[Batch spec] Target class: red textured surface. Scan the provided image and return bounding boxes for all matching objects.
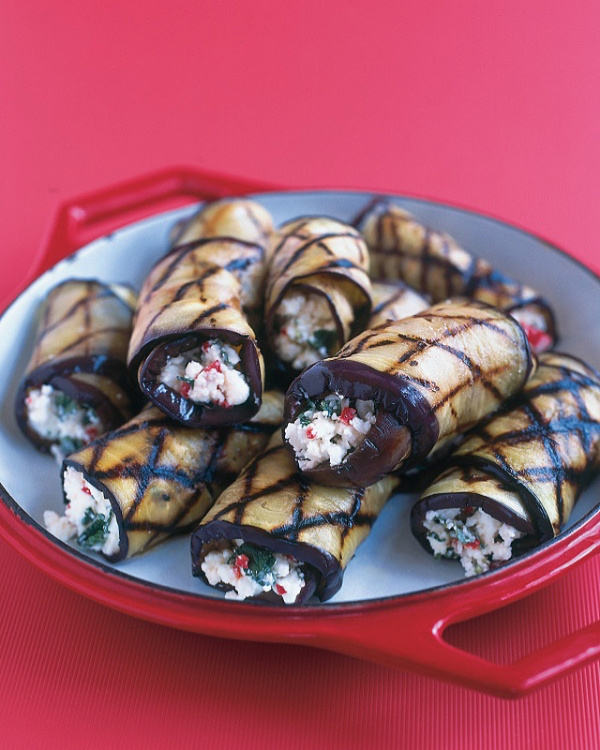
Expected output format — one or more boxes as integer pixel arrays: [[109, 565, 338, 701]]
[[1, 1, 600, 747]]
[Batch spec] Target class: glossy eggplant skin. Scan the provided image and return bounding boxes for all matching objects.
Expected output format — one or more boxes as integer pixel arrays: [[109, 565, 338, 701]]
[[191, 435, 399, 603], [283, 299, 534, 488], [411, 352, 600, 551], [63, 392, 284, 561], [15, 279, 137, 452], [355, 198, 557, 352], [264, 216, 372, 380], [128, 259, 265, 428]]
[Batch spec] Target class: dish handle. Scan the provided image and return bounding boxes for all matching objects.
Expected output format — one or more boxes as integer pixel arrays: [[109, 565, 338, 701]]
[[307, 522, 600, 697], [34, 165, 279, 277]]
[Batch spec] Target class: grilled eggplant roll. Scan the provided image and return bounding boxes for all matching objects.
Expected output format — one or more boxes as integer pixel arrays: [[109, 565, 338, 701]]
[[128, 260, 265, 427], [264, 217, 372, 377], [169, 197, 274, 252], [411, 352, 600, 576], [283, 298, 534, 488], [191, 435, 399, 604], [368, 280, 429, 327], [167, 199, 274, 329], [15, 279, 136, 462], [43, 392, 285, 561], [355, 198, 557, 353]]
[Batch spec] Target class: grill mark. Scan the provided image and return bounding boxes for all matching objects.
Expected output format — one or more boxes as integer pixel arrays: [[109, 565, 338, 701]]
[[49, 326, 130, 358], [41, 288, 127, 340], [276, 231, 364, 277]]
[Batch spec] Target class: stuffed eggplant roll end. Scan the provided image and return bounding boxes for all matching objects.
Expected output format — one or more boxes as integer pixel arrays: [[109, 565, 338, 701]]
[[411, 352, 600, 576], [283, 298, 533, 488], [191, 437, 398, 604], [15, 279, 137, 462]]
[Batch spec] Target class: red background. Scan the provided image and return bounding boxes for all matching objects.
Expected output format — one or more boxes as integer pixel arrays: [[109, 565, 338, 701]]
[[2, 1, 600, 747]]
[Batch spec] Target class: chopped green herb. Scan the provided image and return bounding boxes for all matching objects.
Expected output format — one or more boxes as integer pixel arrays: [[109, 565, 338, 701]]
[[177, 375, 195, 385], [231, 542, 276, 586], [77, 510, 113, 548], [310, 329, 338, 354], [321, 396, 342, 418], [54, 392, 79, 418]]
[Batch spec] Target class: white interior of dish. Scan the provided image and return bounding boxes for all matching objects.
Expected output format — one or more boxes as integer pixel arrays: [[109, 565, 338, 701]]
[[1, 190, 599, 605]]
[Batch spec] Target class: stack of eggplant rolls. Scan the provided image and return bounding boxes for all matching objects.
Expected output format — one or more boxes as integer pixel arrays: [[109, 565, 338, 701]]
[[16, 194, 599, 606]]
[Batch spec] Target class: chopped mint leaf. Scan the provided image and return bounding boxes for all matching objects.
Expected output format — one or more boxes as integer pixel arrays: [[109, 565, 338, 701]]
[[310, 329, 338, 354], [77, 510, 113, 548], [233, 542, 276, 586], [54, 392, 79, 418], [321, 396, 342, 418], [177, 375, 195, 385]]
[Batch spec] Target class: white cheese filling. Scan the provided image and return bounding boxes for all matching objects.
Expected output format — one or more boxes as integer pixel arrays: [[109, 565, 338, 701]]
[[284, 393, 376, 470], [423, 507, 524, 577], [201, 539, 305, 604], [273, 290, 340, 370], [43, 466, 120, 557], [160, 340, 250, 407], [25, 384, 102, 463]]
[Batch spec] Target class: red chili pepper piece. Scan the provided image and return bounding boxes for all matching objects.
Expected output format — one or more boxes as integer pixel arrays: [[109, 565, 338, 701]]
[[520, 322, 553, 354], [180, 382, 191, 398], [306, 426, 316, 439], [235, 554, 249, 570], [339, 407, 356, 425], [465, 540, 481, 549], [81, 484, 92, 496], [275, 584, 287, 596], [205, 360, 222, 373]]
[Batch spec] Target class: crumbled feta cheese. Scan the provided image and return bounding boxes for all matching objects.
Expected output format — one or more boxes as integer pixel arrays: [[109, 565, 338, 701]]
[[201, 539, 305, 604], [423, 507, 524, 576], [44, 466, 120, 557], [160, 339, 250, 407], [284, 393, 376, 470], [273, 290, 343, 370], [25, 384, 102, 463]]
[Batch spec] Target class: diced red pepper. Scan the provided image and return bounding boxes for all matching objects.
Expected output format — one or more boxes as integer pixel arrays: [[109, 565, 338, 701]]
[[339, 407, 356, 425], [232, 565, 242, 579], [85, 426, 99, 439], [202, 341, 211, 352], [205, 360, 222, 373], [306, 426, 316, 439], [81, 484, 92, 496], [235, 554, 249, 570], [180, 382, 191, 398], [519, 322, 553, 354], [465, 540, 481, 549], [275, 584, 287, 596]]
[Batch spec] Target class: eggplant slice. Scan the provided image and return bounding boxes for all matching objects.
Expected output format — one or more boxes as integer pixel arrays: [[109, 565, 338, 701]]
[[355, 198, 557, 353], [368, 279, 429, 327], [264, 216, 372, 380], [168, 198, 275, 329], [15, 279, 137, 461], [411, 352, 600, 576], [283, 298, 534, 488], [191, 435, 399, 604], [128, 259, 265, 427], [44, 392, 284, 561]]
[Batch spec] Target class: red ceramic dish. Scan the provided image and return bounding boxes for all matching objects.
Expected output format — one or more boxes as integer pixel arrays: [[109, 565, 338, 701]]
[[1, 166, 599, 698]]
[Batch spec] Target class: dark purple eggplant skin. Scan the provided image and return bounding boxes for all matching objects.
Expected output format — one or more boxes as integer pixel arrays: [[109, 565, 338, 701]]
[[15, 355, 131, 454], [410, 488, 541, 560], [134, 331, 263, 428], [282, 358, 439, 487], [191, 520, 340, 604]]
